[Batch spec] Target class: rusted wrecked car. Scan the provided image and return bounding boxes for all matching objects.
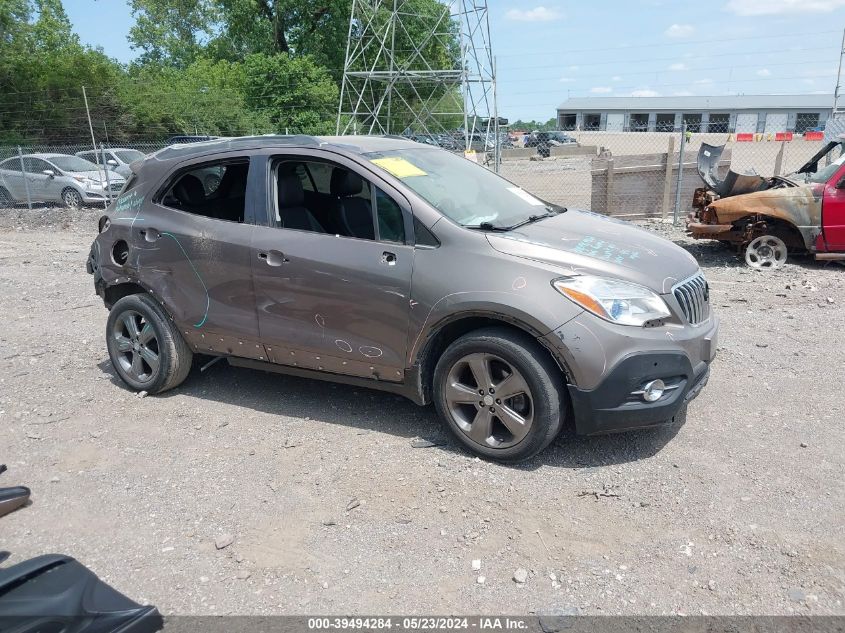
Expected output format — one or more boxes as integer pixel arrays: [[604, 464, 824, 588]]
[[688, 140, 845, 268]]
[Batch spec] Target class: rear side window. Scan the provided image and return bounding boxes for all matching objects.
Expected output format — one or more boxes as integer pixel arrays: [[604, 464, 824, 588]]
[[0, 158, 23, 172], [160, 158, 249, 223]]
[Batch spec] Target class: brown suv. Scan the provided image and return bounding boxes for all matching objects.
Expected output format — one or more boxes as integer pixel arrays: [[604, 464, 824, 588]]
[[87, 135, 718, 461]]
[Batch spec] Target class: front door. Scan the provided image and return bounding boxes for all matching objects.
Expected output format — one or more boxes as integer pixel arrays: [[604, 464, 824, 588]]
[[252, 154, 414, 382], [822, 162, 845, 251], [26, 158, 63, 202]]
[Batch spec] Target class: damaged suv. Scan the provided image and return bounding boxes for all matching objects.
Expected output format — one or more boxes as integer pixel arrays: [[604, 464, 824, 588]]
[[689, 140, 845, 268], [87, 136, 717, 461]]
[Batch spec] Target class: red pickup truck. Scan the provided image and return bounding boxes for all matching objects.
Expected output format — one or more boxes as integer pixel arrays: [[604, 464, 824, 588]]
[[688, 140, 845, 268]]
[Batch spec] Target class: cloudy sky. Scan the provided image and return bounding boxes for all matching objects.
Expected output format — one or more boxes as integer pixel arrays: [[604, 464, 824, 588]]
[[64, 0, 845, 121]]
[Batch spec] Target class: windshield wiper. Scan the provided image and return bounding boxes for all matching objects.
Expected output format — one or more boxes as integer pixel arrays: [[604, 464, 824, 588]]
[[504, 209, 561, 230], [464, 221, 510, 232]]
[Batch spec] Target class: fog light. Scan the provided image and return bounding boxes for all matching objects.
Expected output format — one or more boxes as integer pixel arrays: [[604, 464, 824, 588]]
[[642, 379, 665, 402]]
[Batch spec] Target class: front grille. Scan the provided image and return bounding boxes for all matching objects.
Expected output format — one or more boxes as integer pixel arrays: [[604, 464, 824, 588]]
[[673, 273, 710, 325], [109, 182, 124, 192]]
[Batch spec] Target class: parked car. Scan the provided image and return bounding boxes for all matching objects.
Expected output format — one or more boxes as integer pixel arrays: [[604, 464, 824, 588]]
[[688, 140, 845, 268], [525, 131, 578, 157], [87, 135, 717, 462], [76, 148, 147, 179], [0, 153, 126, 208]]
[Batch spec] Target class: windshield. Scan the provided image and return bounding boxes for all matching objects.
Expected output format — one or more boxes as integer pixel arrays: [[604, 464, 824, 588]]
[[49, 156, 99, 173], [807, 151, 845, 184], [365, 148, 559, 228], [115, 150, 145, 163]]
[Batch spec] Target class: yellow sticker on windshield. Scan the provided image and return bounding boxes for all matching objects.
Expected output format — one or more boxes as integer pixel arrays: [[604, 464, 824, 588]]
[[371, 157, 427, 178]]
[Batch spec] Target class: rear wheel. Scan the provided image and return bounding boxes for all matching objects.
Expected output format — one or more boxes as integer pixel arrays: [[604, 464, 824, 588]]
[[61, 187, 83, 209], [106, 293, 193, 394], [433, 327, 565, 462], [745, 235, 788, 269]]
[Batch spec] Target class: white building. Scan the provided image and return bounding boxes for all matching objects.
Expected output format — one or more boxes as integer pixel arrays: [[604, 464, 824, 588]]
[[555, 94, 834, 134]]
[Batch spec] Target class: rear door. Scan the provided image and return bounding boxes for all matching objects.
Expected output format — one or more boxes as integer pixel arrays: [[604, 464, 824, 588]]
[[251, 150, 414, 381], [128, 153, 263, 356], [0, 157, 26, 200], [822, 162, 845, 250]]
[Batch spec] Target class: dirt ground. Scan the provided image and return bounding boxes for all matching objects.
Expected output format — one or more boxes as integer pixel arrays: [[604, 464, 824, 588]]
[[1, 206, 843, 617]]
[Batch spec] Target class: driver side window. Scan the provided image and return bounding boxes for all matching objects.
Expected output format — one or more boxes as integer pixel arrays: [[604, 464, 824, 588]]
[[274, 158, 406, 244]]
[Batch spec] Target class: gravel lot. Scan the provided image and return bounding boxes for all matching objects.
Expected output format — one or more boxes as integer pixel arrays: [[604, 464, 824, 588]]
[[1, 205, 843, 617]]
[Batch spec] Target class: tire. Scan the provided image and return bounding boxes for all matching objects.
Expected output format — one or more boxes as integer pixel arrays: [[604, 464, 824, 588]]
[[0, 187, 14, 207], [744, 234, 788, 269], [106, 293, 193, 394], [62, 187, 83, 209], [433, 326, 565, 462]]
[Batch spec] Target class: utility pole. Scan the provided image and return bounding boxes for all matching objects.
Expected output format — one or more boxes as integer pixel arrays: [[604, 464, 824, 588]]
[[673, 122, 687, 226], [834, 27, 845, 114], [82, 86, 98, 166]]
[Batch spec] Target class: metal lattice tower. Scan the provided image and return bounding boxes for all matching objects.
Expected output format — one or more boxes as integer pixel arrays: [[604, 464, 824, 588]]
[[337, 0, 497, 156]]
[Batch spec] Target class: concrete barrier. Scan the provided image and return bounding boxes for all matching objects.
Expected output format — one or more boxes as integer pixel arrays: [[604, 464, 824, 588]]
[[501, 147, 536, 160], [549, 144, 597, 157]]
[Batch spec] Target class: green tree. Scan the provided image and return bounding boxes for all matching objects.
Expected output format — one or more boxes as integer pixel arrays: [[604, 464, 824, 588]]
[[118, 57, 272, 139], [129, 0, 353, 71], [0, 0, 124, 144], [242, 52, 338, 133]]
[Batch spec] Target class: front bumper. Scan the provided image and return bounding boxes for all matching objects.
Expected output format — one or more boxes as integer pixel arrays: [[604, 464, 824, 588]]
[[567, 351, 711, 435], [81, 189, 119, 203], [543, 311, 718, 435]]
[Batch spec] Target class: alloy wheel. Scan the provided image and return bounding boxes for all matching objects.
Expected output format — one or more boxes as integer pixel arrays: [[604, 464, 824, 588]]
[[63, 189, 83, 209], [112, 310, 160, 383], [444, 352, 534, 449], [745, 235, 787, 269]]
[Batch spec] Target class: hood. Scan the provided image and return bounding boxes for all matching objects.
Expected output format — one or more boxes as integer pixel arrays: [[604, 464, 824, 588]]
[[486, 209, 700, 294], [697, 143, 769, 198], [709, 185, 822, 228]]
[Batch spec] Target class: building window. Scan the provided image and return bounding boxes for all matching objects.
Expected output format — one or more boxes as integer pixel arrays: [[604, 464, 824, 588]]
[[655, 113, 675, 132], [708, 113, 730, 133], [795, 112, 820, 134], [629, 113, 649, 132], [559, 113, 576, 130], [583, 113, 601, 131], [682, 113, 702, 133]]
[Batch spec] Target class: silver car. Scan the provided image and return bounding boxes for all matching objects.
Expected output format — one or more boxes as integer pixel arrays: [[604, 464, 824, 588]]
[[0, 153, 126, 208], [75, 148, 146, 179]]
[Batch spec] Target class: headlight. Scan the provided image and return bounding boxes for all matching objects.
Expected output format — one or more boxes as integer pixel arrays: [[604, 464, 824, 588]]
[[72, 176, 97, 187], [552, 275, 671, 326]]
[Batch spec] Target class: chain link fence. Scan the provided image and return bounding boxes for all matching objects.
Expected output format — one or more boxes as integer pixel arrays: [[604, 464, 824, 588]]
[[0, 130, 828, 220], [499, 129, 827, 222]]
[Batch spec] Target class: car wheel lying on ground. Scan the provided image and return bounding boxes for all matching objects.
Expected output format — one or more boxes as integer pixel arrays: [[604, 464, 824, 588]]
[[87, 135, 718, 461]]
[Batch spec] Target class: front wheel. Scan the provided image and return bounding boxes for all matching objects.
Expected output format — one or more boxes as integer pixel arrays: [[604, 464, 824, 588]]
[[433, 327, 565, 462], [62, 187, 83, 209], [106, 293, 193, 394]]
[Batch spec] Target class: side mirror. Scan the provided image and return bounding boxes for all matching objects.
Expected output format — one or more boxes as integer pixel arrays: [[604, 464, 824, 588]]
[[43, 170, 55, 178], [107, 159, 118, 167]]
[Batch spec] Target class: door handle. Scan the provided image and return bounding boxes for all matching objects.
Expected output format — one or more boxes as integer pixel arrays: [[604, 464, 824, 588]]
[[258, 250, 289, 266], [381, 251, 397, 266]]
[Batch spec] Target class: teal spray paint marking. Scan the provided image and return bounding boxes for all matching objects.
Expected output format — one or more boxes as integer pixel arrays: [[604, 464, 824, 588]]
[[160, 231, 210, 328]]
